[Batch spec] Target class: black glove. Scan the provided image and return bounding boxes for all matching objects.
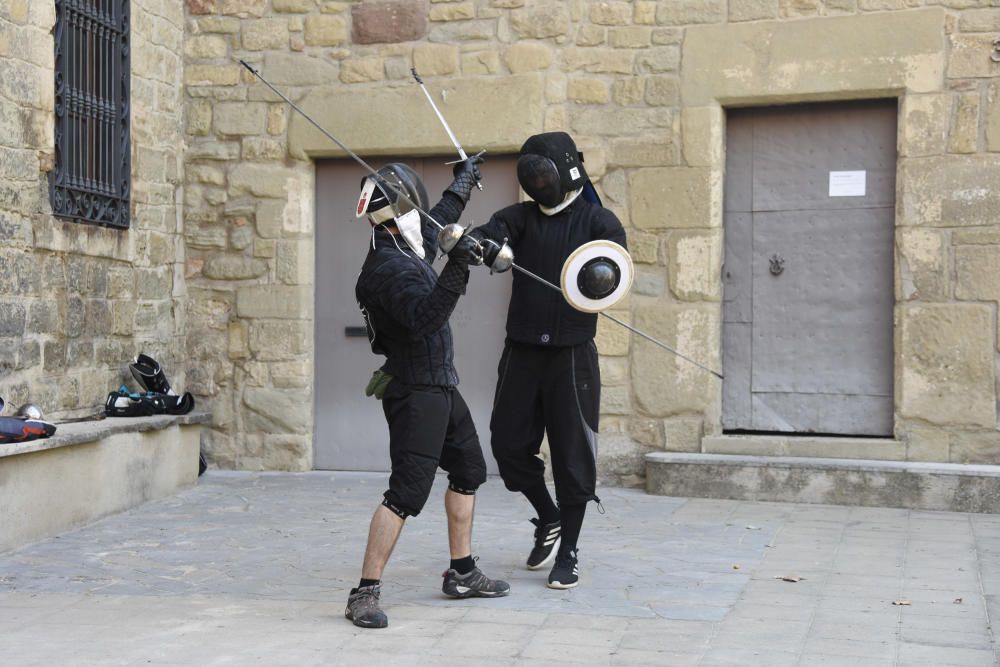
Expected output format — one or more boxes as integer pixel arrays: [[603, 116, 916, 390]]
[[445, 155, 484, 204], [446, 233, 483, 268], [480, 237, 502, 268]]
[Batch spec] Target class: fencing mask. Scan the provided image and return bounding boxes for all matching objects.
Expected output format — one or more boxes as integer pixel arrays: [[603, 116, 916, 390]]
[[517, 132, 589, 211], [356, 163, 430, 259]]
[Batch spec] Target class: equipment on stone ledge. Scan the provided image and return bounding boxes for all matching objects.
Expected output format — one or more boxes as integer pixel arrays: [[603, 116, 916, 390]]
[[0, 397, 57, 444], [15, 403, 44, 421], [238, 59, 722, 380], [105, 354, 195, 417], [129, 353, 195, 415], [105, 386, 171, 417]]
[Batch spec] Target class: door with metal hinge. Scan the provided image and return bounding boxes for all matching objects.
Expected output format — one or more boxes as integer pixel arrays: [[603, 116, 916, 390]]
[[314, 157, 516, 471], [722, 101, 896, 436]]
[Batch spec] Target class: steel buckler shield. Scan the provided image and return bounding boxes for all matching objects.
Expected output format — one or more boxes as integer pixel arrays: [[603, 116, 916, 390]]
[[560, 240, 634, 313]]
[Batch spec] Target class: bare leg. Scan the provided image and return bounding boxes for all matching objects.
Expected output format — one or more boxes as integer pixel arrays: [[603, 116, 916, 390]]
[[360, 505, 405, 580], [445, 489, 475, 559]]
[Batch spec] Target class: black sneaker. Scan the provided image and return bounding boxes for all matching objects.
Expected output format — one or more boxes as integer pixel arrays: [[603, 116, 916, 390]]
[[442, 563, 511, 599], [526, 518, 561, 570], [345, 584, 388, 628], [547, 550, 579, 589]]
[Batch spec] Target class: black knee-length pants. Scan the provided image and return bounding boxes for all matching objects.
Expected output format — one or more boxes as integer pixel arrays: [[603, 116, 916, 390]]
[[381, 382, 487, 517], [490, 341, 600, 506]]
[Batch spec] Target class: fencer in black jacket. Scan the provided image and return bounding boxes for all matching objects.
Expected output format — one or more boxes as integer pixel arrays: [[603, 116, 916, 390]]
[[471, 132, 627, 591], [356, 188, 469, 387], [345, 159, 510, 631]]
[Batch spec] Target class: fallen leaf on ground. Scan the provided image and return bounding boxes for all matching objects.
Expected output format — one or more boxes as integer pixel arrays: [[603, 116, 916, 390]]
[[954, 598, 963, 604], [892, 600, 911, 606], [774, 575, 805, 582]]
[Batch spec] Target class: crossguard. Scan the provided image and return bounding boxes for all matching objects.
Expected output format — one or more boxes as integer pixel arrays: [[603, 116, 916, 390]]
[[444, 150, 486, 191], [480, 237, 513, 274]]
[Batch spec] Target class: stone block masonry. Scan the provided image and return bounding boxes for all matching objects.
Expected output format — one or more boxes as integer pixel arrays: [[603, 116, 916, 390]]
[[0, 1, 187, 421], [179, 0, 1000, 479]]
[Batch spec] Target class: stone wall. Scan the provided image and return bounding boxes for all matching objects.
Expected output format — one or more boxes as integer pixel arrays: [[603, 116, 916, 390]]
[[182, 0, 1000, 480], [0, 2, 187, 419]]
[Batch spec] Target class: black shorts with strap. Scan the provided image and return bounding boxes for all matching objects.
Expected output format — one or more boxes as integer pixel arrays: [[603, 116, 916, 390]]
[[381, 381, 487, 518]]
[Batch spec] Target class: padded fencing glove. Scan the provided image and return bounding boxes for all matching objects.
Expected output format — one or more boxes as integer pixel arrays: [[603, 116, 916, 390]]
[[445, 155, 484, 204], [447, 233, 484, 269], [437, 234, 482, 295]]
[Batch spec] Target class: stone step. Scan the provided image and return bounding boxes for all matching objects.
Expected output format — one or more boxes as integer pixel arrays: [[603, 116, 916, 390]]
[[645, 452, 1000, 513], [701, 434, 906, 461]]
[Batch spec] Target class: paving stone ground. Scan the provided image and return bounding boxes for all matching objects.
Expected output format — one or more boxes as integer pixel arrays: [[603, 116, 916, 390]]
[[0, 471, 998, 666]]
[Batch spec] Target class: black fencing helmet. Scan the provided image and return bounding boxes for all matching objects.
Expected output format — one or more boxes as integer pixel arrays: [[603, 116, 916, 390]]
[[356, 163, 429, 225], [517, 132, 588, 207]]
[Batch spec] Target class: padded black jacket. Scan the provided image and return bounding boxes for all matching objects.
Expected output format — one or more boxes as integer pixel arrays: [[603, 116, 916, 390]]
[[473, 197, 627, 347], [355, 192, 469, 387]]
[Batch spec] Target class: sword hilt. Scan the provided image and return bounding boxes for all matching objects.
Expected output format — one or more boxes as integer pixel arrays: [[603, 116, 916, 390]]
[[238, 59, 259, 77]]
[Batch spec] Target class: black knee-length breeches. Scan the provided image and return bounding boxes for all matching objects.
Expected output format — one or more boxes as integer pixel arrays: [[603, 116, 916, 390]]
[[490, 341, 600, 506], [381, 382, 487, 518]]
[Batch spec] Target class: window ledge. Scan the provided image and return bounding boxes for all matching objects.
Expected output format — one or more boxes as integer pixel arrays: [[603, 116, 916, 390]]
[[0, 412, 211, 459]]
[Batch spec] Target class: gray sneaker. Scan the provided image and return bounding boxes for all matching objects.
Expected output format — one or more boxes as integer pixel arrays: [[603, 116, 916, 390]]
[[345, 584, 388, 628], [442, 564, 511, 599]]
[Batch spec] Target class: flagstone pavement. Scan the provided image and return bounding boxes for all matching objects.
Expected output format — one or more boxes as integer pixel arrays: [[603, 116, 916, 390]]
[[1, 471, 998, 666]]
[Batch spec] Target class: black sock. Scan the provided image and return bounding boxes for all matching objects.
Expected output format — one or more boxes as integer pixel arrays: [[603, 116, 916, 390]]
[[522, 481, 560, 524], [558, 503, 586, 556], [358, 578, 380, 589], [450, 555, 475, 575]]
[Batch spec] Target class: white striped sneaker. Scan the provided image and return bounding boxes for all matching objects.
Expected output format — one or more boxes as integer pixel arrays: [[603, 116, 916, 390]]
[[547, 550, 579, 589], [527, 518, 561, 570]]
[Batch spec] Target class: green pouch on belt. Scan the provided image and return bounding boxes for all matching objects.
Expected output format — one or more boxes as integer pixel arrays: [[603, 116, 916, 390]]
[[364, 369, 393, 400]]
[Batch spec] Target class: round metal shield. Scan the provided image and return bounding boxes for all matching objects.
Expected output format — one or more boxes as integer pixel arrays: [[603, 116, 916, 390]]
[[560, 240, 633, 313]]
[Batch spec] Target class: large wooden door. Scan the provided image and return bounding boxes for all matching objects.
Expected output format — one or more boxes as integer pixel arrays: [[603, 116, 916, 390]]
[[722, 101, 897, 436], [313, 157, 516, 471]]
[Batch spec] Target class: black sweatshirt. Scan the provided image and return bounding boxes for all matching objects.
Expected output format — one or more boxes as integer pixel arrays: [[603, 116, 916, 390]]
[[472, 197, 627, 347], [355, 192, 469, 387]]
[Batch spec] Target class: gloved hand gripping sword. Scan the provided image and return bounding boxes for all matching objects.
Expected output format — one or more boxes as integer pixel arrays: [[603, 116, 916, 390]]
[[239, 59, 722, 380], [411, 67, 497, 267]]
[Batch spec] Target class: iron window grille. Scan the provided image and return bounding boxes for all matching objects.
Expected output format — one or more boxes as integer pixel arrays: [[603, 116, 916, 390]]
[[52, 0, 131, 229]]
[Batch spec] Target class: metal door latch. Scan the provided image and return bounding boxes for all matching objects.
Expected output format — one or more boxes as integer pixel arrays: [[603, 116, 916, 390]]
[[769, 254, 785, 276]]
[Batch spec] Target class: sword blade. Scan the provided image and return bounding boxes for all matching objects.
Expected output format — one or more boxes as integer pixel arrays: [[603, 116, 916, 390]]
[[415, 78, 467, 160], [239, 59, 447, 231], [241, 59, 721, 379], [510, 264, 724, 379], [411, 68, 482, 190]]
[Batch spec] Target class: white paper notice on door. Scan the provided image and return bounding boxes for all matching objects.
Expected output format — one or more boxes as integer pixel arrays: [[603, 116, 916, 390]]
[[828, 170, 866, 197]]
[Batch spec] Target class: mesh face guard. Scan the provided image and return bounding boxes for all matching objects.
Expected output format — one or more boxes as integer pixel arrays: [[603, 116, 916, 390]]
[[518, 132, 588, 202], [517, 153, 563, 207], [356, 163, 429, 226]]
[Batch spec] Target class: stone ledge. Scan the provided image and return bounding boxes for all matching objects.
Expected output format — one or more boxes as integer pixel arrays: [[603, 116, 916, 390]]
[[701, 435, 905, 461], [646, 452, 1000, 513], [0, 412, 211, 459], [1, 414, 207, 553]]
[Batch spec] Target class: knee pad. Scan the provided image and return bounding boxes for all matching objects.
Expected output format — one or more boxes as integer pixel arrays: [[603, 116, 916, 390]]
[[447, 481, 477, 496], [381, 496, 413, 520]]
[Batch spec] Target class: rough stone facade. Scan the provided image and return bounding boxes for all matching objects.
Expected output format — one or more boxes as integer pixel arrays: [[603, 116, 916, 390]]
[[180, 0, 1000, 480], [5, 0, 990, 481], [0, 2, 187, 419]]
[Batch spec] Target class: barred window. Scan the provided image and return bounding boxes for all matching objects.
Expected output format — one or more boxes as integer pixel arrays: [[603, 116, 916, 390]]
[[52, 0, 131, 229]]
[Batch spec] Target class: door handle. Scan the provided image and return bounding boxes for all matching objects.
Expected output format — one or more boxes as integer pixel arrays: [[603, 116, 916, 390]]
[[344, 326, 368, 338], [769, 254, 785, 276]]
